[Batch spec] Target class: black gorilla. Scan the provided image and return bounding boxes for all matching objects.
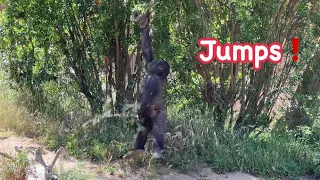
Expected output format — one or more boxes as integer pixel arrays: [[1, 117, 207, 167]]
[[123, 15, 170, 159]]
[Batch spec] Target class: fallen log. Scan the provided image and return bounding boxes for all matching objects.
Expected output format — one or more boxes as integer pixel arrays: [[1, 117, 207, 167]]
[[0, 146, 64, 180]]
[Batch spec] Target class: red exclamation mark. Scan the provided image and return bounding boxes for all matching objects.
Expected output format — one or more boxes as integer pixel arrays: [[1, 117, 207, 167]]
[[292, 37, 299, 62]]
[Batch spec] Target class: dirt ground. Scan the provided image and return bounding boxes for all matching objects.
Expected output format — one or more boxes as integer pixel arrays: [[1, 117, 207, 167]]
[[0, 134, 316, 180]]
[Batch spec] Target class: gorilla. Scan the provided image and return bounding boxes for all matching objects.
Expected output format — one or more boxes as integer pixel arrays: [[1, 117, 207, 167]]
[[123, 15, 170, 159]]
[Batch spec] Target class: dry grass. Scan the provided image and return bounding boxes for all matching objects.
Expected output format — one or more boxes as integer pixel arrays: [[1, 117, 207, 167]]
[[0, 80, 60, 138], [1, 94, 30, 132], [0, 150, 29, 180], [0, 87, 40, 137]]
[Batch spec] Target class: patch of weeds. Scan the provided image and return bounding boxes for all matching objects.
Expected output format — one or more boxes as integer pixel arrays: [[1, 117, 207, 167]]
[[0, 131, 15, 139], [0, 149, 29, 180], [47, 134, 63, 150], [65, 133, 81, 156], [90, 140, 107, 161], [102, 140, 130, 161], [95, 165, 106, 175], [107, 166, 117, 175], [59, 163, 90, 180], [163, 108, 320, 179]]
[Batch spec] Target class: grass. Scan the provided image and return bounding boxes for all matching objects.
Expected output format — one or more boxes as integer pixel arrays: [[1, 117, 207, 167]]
[[165, 108, 320, 178], [59, 163, 91, 180], [0, 149, 29, 180], [0, 86, 35, 135], [0, 81, 53, 138], [0, 74, 319, 179], [42, 107, 319, 179], [0, 131, 16, 139], [0, 72, 61, 139]]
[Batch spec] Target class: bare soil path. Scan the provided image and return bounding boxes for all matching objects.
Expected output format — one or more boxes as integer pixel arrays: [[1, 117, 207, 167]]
[[0, 134, 315, 180]]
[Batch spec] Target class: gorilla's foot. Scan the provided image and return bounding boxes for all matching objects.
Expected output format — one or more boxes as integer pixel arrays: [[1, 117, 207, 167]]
[[123, 150, 145, 159]]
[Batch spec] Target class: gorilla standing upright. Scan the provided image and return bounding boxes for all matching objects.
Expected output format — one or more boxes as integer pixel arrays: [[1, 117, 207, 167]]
[[123, 15, 170, 159]]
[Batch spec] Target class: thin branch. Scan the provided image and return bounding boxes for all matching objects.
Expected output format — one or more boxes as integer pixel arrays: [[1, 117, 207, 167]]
[[0, 152, 15, 161], [35, 148, 48, 168], [50, 147, 63, 168]]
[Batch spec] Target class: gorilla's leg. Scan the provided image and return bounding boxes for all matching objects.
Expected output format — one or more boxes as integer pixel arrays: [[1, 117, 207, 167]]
[[151, 111, 166, 158], [134, 125, 151, 150], [123, 117, 153, 159]]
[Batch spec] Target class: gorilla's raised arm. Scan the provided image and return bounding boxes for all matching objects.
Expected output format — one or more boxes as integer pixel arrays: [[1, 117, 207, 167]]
[[138, 15, 154, 64]]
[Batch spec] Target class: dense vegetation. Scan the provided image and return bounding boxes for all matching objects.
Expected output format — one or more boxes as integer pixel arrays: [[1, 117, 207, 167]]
[[0, 0, 319, 179]]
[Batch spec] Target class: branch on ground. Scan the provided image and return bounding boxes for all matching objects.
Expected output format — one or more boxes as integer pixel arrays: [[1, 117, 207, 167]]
[[35, 147, 64, 180], [1, 146, 64, 180]]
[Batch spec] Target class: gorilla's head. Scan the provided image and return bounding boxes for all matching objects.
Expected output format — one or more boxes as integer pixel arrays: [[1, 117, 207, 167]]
[[147, 60, 170, 79]]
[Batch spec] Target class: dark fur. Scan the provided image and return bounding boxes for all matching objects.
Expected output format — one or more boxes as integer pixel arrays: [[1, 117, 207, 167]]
[[133, 15, 170, 154]]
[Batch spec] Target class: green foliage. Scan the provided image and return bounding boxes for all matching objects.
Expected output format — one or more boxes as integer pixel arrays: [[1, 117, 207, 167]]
[[0, 71, 57, 137], [164, 108, 320, 178], [66, 133, 81, 156], [91, 140, 106, 157], [0, 149, 29, 180], [0, 0, 320, 179], [43, 106, 320, 178], [47, 134, 63, 150], [1, 0, 319, 128], [44, 112, 136, 161], [107, 166, 116, 175], [59, 163, 90, 180]]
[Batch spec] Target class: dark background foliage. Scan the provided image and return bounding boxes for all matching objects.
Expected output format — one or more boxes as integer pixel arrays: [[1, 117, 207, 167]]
[[0, 0, 319, 178]]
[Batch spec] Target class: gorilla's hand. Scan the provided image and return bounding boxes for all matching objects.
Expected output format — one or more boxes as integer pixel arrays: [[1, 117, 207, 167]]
[[138, 14, 149, 29]]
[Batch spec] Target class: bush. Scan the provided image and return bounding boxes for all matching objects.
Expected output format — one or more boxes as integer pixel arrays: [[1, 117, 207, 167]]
[[0, 149, 29, 180], [164, 108, 320, 178]]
